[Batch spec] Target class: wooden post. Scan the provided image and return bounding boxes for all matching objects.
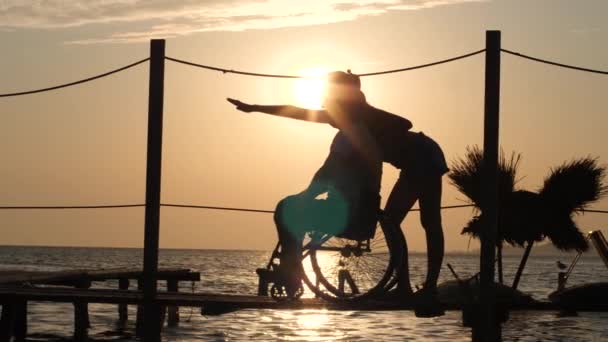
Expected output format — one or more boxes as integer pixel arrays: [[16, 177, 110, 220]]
[[0, 303, 15, 342], [73, 301, 88, 342], [136, 279, 144, 337], [142, 38, 166, 342], [160, 305, 167, 328], [474, 30, 502, 342], [497, 242, 504, 284], [118, 278, 130, 324], [167, 280, 180, 327], [13, 301, 26, 342], [74, 279, 91, 341]]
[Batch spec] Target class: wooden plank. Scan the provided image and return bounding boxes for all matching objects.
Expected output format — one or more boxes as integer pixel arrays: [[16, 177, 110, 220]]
[[84, 268, 199, 281], [0, 268, 199, 286], [0, 271, 88, 285]]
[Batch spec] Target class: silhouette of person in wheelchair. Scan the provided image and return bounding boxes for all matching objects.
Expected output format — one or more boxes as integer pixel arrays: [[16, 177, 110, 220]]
[[228, 71, 446, 315]]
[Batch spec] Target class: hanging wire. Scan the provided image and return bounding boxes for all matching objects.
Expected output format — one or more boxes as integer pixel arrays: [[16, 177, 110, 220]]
[[0, 204, 145, 209], [501, 49, 608, 75], [165, 49, 486, 79], [0, 58, 150, 98]]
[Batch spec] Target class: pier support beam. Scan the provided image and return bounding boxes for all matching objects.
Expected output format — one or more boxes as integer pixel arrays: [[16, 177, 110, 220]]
[[0, 301, 28, 342], [167, 280, 180, 327], [13, 301, 26, 342], [136, 279, 144, 337], [142, 38, 166, 342], [74, 302, 88, 342], [73, 280, 91, 341], [118, 278, 129, 324], [0, 303, 15, 342]]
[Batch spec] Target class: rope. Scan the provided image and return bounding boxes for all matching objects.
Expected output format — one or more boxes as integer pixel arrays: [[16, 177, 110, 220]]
[[0, 204, 145, 209], [2, 48, 605, 98], [0, 58, 150, 98], [160, 203, 275, 214], [3, 203, 607, 214], [580, 209, 608, 214], [501, 49, 608, 75], [165, 57, 299, 79], [358, 49, 486, 76], [165, 49, 486, 79], [160, 203, 475, 213]]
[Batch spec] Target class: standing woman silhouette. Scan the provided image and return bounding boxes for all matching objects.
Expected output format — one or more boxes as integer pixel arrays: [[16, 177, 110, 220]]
[[228, 71, 448, 314]]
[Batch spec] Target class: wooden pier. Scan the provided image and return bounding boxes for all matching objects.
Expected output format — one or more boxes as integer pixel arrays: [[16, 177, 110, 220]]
[[0, 267, 603, 342], [0, 267, 199, 341], [0, 285, 564, 311]]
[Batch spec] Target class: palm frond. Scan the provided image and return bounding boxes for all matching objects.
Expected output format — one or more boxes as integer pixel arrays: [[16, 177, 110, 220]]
[[540, 157, 607, 213], [543, 213, 589, 252], [461, 215, 482, 239], [448, 145, 522, 209], [462, 190, 546, 247], [449, 146, 484, 206], [500, 190, 545, 247], [455, 151, 600, 253]]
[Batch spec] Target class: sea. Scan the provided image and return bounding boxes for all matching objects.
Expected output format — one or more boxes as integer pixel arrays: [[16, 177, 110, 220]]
[[1, 246, 607, 341]]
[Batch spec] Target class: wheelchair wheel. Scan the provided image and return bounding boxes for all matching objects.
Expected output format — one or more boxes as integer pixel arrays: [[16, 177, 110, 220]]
[[300, 218, 404, 302]]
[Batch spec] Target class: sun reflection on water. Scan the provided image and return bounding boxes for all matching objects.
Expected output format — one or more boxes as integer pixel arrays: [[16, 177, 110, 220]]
[[293, 310, 347, 341]]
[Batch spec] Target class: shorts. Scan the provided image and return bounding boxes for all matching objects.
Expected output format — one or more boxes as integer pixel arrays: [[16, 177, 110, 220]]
[[400, 132, 449, 179]]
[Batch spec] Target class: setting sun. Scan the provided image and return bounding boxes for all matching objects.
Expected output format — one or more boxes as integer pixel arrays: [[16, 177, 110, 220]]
[[293, 67, 331, 109]]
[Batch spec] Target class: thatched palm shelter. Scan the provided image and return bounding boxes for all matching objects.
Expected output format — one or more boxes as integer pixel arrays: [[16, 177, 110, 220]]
[[449, 146, 606, 289]]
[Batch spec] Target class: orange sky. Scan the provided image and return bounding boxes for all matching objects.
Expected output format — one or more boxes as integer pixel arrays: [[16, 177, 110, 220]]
[[0, 0, 607, 251]]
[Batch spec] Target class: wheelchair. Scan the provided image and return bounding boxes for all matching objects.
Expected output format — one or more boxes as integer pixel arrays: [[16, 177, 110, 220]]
[[257, 210, 406, 302]]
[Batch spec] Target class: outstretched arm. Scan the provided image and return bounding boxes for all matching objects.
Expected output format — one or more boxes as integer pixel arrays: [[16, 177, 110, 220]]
[[227, 98, 334, 126]]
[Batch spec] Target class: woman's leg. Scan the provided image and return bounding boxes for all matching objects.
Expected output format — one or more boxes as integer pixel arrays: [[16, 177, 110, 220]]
[[384, 171, 419, 295], [274, 197, 300, 269], [418, 175, 444, 289]]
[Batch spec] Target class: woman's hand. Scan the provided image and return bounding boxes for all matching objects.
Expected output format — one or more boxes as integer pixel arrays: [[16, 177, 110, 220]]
[[227, 98, 255, 113]]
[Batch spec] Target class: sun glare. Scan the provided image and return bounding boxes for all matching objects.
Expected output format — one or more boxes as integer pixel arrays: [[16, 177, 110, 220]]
[[293, 67, 330, 109]]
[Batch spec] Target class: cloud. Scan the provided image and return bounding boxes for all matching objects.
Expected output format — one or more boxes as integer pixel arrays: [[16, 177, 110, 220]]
[[0, 0, 488, 43]]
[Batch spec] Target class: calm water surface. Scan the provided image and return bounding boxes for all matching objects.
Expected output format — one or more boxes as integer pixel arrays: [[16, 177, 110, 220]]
[[1, 246, 607, 341]]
